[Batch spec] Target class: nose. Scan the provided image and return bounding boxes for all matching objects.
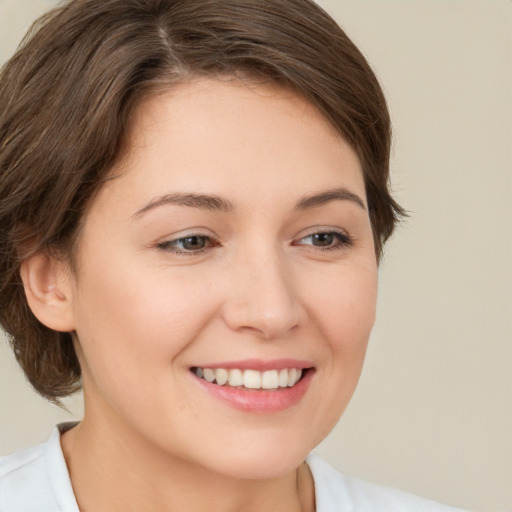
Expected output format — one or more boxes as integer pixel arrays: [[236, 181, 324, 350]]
[[221, 248, 305, 340]]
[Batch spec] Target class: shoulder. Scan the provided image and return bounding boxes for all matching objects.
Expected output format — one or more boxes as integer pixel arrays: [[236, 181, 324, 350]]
[[0, 439, 45, 474], [0, 425, 79, 512], [306, 453, 468, 512], [0, 441, 56, 510]]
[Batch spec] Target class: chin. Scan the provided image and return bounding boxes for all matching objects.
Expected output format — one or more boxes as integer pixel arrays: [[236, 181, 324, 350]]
[[211, 450, 308, 481], [192, 429, 319, 481]]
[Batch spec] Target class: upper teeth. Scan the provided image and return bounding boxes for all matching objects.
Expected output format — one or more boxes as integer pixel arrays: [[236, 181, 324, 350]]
[[194, 368, 303, 389]]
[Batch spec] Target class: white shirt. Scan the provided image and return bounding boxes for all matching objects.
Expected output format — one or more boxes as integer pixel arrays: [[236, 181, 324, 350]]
[[0, 423, 467, 512]]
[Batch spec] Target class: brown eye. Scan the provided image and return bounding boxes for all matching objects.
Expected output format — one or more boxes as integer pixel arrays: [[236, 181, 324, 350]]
[[310, 233, 335, 247], [181, 236, 207, 251], [157, 235, 216, 254], [297, 231, 352, 250]]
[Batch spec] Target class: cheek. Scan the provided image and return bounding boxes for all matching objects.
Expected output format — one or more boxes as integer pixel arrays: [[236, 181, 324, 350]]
[[307, 262, 377, 437], [71, 259, 220, 384], [305, 260, 378, 353]]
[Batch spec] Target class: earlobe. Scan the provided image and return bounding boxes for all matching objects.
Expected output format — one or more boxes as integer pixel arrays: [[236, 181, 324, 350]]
[[20, 252, 76, 332]]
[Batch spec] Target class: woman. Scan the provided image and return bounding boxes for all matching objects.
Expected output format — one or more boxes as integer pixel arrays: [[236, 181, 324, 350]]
[[0, 0, 468, 510]]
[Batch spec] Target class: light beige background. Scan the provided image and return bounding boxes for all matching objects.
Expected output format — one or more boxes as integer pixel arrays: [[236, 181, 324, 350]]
[[0, 1, 510, 511]]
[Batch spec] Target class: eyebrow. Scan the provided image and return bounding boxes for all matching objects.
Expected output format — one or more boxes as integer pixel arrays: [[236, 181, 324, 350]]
[[133, 192, 234, 218], [294, 188, 366, 211], [133, 186, 366, 219]]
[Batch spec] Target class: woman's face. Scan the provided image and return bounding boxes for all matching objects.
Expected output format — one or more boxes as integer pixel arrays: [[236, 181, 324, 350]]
[[68, 78, 378, 479]]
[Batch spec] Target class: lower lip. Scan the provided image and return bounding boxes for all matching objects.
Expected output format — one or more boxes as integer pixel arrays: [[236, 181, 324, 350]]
[[193, 369, 314, 413]]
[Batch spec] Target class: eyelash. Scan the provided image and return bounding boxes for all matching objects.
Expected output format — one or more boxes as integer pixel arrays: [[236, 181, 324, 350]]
[[295, 230, 353, 251], [156, 235, 218, 256], [156, 230, 353, 256]]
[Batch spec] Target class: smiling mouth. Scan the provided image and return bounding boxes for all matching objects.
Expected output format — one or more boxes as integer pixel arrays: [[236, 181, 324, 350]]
[[191, 367, 309, 390]]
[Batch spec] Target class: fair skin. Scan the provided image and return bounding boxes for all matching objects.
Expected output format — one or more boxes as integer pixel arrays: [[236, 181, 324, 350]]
[[22, 78, 377, 512]]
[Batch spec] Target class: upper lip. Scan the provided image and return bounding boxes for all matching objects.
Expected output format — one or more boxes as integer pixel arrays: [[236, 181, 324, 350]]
[[191, 359, 314, 371]]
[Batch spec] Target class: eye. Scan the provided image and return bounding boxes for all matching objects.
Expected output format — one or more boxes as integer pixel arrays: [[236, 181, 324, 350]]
[[157, 235, 217, 254], [296, 230, 352, 250]]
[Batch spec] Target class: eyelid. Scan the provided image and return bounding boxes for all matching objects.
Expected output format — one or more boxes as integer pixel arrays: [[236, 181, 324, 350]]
[[293, 228, 353, 250], [156, 232, 220, 255], [154, 227, 352, 256]]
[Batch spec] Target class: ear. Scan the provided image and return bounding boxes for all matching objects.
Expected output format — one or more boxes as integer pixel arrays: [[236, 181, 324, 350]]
[[20, 252, 76, 332]]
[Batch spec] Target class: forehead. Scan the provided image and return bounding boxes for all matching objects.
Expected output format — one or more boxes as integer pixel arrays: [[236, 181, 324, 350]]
[[98, 78, 365, 214], [129, 78, 341, 146]]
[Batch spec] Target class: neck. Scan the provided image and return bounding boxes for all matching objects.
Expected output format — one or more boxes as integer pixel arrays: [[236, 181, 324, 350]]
[[60, 415, 315, 512]]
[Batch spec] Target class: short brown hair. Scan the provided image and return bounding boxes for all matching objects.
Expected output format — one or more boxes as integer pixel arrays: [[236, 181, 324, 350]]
[[0, 0, 404, 403]]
